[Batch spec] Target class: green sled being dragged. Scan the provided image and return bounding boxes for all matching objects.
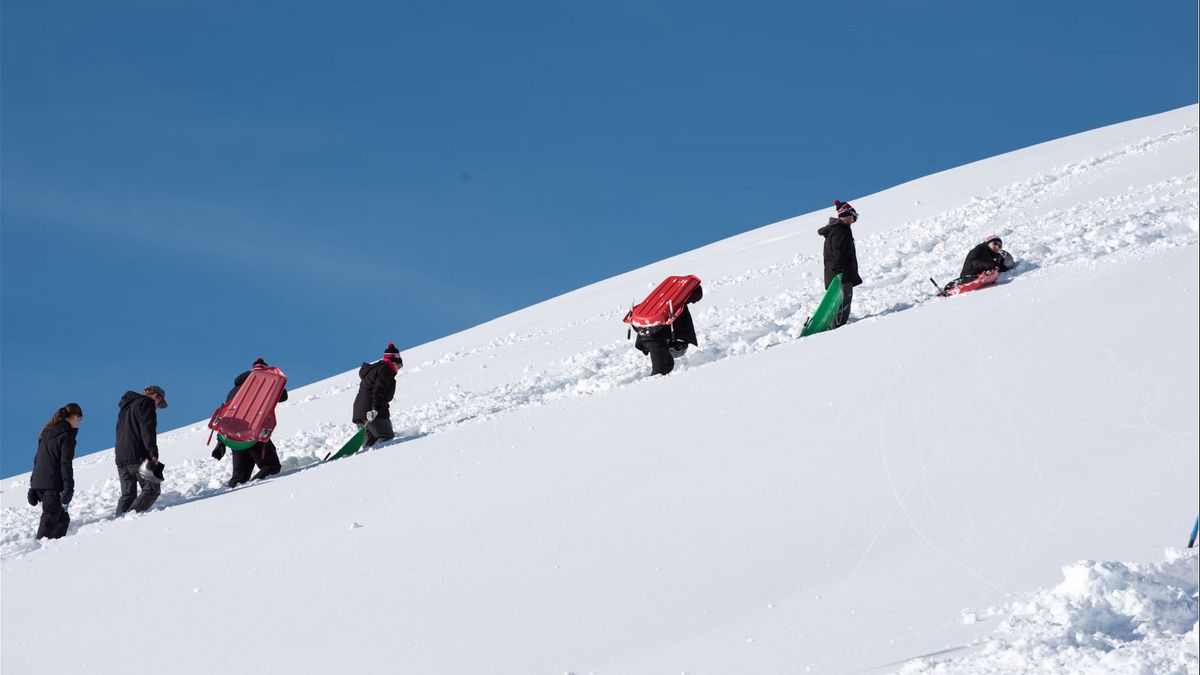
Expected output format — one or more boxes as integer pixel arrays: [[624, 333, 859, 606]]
[[799, 273, 844, 337]]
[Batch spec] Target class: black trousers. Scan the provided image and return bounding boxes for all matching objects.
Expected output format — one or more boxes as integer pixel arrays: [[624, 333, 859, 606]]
[[230, 441, 282, 486], [647, 341, 675, 375], [115, 462, 160, 515], [36, 490, 70, 539], [364, 416, 396, 448], [831, 284, 854, 329]]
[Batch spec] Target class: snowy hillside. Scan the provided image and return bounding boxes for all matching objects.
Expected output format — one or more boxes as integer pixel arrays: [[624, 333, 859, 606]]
[[2, 106, 1197, 674]]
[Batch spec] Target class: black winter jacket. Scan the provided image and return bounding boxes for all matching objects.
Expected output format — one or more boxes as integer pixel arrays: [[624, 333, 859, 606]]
[[227, 369, 290, 403], [817, 218, 863, 288], [960, 242, 1016, 278], [353, 361, 398, 423], [114, 391, 159, 465], [635, 306, 699, 353], [31, 421, 77, 490]]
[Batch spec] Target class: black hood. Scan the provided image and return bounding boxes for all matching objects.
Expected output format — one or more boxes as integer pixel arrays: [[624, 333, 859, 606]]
[[119, 391, 144, 410], [817, 217, 845, 237]]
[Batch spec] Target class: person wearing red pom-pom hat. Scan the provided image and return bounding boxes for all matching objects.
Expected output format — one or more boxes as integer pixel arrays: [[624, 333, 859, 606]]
[[353, 343, 404, 448], [817, 200, 864, 328]]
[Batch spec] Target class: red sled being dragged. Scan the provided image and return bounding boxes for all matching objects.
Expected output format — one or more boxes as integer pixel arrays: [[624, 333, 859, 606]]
[[623, 275, 702, 329], [207, 365, 287, 448], [933, 268, 999, 297]]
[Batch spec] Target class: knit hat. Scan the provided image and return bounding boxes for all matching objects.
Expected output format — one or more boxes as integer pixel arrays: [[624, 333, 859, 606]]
[[383, 343, 403, 368], [834, 200, 858, 219], [985, 234, 1003, 246], [253, 357, 267, 367]]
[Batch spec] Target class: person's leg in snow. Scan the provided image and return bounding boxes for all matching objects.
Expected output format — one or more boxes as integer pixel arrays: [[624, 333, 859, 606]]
[[114, 463, 141, 515], [363, 416, 395, 448], [648, 341, 675, 375], [229, 448, 255, 487], [129, 473, 160, 512], [251, 441, 282, 480], [831, 284, 853, 329], [36, 490, 70, 539]]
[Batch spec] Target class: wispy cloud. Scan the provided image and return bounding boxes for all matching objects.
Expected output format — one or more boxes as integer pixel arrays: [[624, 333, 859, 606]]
[[2, 184, 495, 319]]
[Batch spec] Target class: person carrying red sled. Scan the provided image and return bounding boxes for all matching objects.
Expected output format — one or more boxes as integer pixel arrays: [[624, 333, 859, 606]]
[[818, 200, 864, 329], [627, 278, 703, 376], [211, 358, 289, 487], [353, 344, 403, 449]]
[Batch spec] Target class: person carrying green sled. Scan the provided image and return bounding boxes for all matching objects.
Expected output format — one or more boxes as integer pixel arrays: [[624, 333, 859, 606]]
[[817, 200, 864, 329], [353, 343, 404, 449]]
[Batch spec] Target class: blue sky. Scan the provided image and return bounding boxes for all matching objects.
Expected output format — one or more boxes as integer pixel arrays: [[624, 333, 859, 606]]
[[2, 0, 1196, 476]]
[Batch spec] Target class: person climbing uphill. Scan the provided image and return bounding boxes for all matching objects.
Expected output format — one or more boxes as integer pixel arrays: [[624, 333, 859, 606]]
[[353, 344, 403, 448], [817, 200, 863, 329]]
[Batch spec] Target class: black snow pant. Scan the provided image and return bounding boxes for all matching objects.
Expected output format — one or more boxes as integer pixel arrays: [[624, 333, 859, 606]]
[[363, 416, 396, 448], [229, 441, 282, 487], [647, 341, 675, 376], [115, 462, 161, 515], [831, 284, 854, 330], [36, 490, 70, 539]]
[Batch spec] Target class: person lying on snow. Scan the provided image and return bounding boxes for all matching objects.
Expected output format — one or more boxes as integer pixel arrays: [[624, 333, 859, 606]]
[[956, 234, 1016, 282], [635, 285, 702, 376]]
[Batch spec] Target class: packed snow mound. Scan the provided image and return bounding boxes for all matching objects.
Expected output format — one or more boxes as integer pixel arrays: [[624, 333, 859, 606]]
[[900, 548, 1199, 674]]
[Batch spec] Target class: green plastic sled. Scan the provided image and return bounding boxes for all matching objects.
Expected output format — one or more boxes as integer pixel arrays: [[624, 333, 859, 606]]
[[800, 273, 844, 337], [324, 427, 366, 461], [217, 435, 257, 451]]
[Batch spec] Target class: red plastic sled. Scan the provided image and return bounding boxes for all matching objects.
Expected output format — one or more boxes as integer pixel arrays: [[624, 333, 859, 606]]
[[207, 365, 287, 444], [938, 268, 999, 297], [623, 275, 702, 328]]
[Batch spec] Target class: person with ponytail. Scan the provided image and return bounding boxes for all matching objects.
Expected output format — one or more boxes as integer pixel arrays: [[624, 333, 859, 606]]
[[28, 403, 83, 539], [352, 343, 404, 448]]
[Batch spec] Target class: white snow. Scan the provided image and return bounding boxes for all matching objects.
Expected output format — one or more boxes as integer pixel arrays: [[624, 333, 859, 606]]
[[900, 548, 1199, 674], [2, 105, 1197, 674]]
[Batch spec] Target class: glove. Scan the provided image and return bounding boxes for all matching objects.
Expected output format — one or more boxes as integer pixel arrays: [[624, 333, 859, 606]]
[[61, 485, 74, 505], [366, 410, 378, 423], [212, 444, 226, 460], [27, 487, 40, 506]]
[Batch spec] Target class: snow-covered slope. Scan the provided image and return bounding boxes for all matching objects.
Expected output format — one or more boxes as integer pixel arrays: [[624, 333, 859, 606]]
[[2, 106, 1197, 674]]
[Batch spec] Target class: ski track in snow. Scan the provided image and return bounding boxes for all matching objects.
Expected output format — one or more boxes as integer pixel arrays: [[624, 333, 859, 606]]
[[3, 125, 1198, 561]]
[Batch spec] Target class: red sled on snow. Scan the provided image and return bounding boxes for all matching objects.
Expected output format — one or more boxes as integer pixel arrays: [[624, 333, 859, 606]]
[[207, 365, 287, 449], [623, 275, 702, 329], [933, 268, 1000, 297]]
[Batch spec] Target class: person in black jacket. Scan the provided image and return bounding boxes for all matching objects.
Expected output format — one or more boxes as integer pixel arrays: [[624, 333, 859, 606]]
[[211, 358, 289, 487], [634, 285, 702, 376], [353, 344, 403, 448], [29, 403, 83, 539], [114, 385, 167, 516], [958, 235, 1016, 279], [817, 200, 864, 329]]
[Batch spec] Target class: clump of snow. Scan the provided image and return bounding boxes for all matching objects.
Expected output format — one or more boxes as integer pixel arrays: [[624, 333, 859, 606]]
[[900, 548, 1199, 674]]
